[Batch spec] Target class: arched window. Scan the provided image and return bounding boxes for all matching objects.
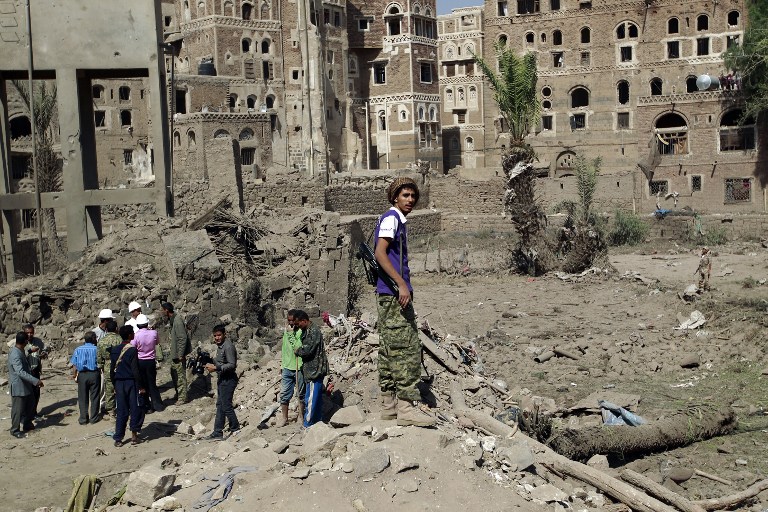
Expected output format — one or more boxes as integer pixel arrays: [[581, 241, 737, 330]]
[[617, 81, 629, 105], [119, 86, 131, 101], [198, 1, 205, 15], [92, 85, 105, 100], [214, 129, 230, 138], [553, 30, 562, 45], [260, 2, 269, 19], [445, 45, 455, 59], [450, 138, 459, 150], [173, 131, 181, 147], [224, 1, 234, 16], [413, 3, 420, 14], [616, 21, 639, 39], [242, 39, 251, 52], [242, 1, 253, 19], [348, 56, 358, 74], [468, 86, 477, 103], [719, 109, 756, 151], [686, 76, 698, 93], [557, 151, 576, 171], [457, 87, 465, 103], [727, 10, 739, 26], [247, 95, 256, 109], [650, 78, 663, 96], [498, 34, 508, 46], [239, 128, 254, 140], [418, 106, 425, 120], [120, 110, 132, 126], [570, 87, 589, 108], [187, 130, 196, 147], [229, 94, 238, 108], [9, 116, 31, 139], [266, 95, 275, 108], [667, 17, 679, 34], [465, 43, 474, 54], [697, 14, 708, 31], [654, 112, 688, 155], [465, 137, 474, 151], [541, 32, 546, 43], [525, 32, 534, 44], [580, 27, 590, 44], [429, 107, 436, 121], [261, 40, 270, 54], [378, 111, 386, 130], [425, 7, 432, 17], [399, 109, 407, 121], [445, 87, 453, 104], [386, 4, 402, 35]]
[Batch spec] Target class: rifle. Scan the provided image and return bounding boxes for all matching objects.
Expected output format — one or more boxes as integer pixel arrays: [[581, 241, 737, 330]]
[[357, 241, 399, 294]]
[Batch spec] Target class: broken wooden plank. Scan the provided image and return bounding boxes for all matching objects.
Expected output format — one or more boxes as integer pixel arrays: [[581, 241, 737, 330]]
[[620, 469, 705, 512], [419, 331, 460, 373]]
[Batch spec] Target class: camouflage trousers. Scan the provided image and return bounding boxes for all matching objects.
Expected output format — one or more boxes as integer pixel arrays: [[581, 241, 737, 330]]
[[170, 359, 189, 403], [101, 370, 115, 412], [377, 295, 421, 402]]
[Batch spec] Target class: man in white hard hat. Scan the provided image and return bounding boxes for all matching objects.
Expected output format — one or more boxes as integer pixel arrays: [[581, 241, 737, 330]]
[[93, 309, 116, 342], [125, 301, 143, 334]]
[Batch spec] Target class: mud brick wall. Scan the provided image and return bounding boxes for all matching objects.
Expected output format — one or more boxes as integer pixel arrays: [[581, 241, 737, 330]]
[[343, 210, 443, 249], [643, 214, 768, 241], [429, 175, 506, 215], [241, 180, 325, 209]]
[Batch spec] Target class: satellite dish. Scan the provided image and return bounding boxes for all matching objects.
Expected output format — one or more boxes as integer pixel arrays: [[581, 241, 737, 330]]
[[696, 74, 720, 91]]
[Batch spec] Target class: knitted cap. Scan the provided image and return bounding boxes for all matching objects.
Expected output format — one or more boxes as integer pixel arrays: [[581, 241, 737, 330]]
[[387, 177, 420, 205]]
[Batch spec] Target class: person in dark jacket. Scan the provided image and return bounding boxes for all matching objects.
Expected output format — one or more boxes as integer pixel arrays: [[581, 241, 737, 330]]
[[162, 302, 192, 404], [110, 325, 146, 447], [8, 332, 44, 438], [294, 311, 329, 427], [205, 324, 240, 439]]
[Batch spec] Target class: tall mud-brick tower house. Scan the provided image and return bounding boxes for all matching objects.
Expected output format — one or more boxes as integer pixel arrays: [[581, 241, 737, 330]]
[[348, 0, 443, 171], [467, 0, 764, 213]]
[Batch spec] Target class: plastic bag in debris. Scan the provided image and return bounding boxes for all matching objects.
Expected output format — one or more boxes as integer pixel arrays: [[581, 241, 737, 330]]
[[494, 406, 521, 426], [599, 400, 647, 426]]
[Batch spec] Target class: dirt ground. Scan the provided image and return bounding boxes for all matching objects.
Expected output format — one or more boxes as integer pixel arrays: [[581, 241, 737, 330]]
[[2, 240, 768, 511]]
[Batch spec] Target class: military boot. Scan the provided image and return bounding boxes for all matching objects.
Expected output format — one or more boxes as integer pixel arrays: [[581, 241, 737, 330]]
[[381, 392, 397, 420], [396, 399, 436, 427]]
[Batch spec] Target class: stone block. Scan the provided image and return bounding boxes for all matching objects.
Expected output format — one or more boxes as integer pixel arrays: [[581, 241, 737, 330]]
[[329, 405, 365, 427], [162, 230, 222, 283], [300, 422, 341, 455], [353, 447, 390, 478], [124, 465, 176, 507]]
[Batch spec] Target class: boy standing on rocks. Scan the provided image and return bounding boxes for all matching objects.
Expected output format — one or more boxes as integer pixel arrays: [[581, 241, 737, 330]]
[[277, 309, 304, 427], [374, 177, 435, 428]]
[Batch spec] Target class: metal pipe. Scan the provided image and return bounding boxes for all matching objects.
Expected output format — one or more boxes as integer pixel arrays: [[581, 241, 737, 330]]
[[25, 0, 44, 274]]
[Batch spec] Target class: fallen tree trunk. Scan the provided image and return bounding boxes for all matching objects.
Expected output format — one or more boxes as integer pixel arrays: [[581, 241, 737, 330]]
[[620, 469, 705, 512], [692, 478, 768, 511], [449, 382, 675, 512], [548, 407, 736, 461]]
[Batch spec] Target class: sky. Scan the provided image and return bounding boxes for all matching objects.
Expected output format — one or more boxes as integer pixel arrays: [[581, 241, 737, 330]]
[[437, 0, 483, 15]]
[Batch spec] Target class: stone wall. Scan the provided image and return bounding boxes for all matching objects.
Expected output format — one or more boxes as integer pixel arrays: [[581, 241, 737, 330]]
[[643, 214, 768, 241]]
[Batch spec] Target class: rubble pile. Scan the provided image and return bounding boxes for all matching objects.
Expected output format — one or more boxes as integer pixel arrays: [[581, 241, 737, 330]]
[[0, 205, 350, 361]]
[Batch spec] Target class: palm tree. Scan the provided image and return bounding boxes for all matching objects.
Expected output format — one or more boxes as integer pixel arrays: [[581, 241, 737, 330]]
[[12, 80, 66, 267], [474, 44, 553, 275]]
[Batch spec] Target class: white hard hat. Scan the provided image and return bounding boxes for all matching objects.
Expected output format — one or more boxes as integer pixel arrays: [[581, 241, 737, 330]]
[[98, 309, 116, 319], [136, 314, 149, 326], [128, 301, 142, 313]]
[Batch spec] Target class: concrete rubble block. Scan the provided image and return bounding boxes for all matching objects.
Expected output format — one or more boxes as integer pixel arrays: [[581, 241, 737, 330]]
[[278, 452, 301, 466], [329, 405, 366, 428], [587, 454, 609, 470], [496, 440, 535, 472], [124, 463, 177, 507], [192, 422, 207, 435], [461, 377, 482, 392], [176, 422, 194, 435], [269, 440, 289, 453], [291, 467, 311, 479], [211, 441, 237, 460], [529, 483, 569, 503], [244, 448, 280, 470], [151, 496, 182, 510], [300, 422, 341, 455], [161, 230, 223, 282], [353, 447, 390, 478], [311, 457, 333, 472]]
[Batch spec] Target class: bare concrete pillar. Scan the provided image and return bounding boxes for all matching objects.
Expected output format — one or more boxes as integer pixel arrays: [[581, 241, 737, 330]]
[[0, 75, 17, 280], [147, 49, 172, 217], [56, 68, 100, 261]]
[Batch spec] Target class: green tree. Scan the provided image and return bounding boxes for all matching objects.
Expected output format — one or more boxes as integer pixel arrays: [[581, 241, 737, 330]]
[[725, 1, 768, 119], [12, 80, 66, 266], [473, 44, 553, 275]]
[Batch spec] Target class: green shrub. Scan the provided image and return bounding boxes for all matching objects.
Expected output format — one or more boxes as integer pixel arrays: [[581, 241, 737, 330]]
[[609, 210, 649, 246], [703, 226, 728, 245]]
